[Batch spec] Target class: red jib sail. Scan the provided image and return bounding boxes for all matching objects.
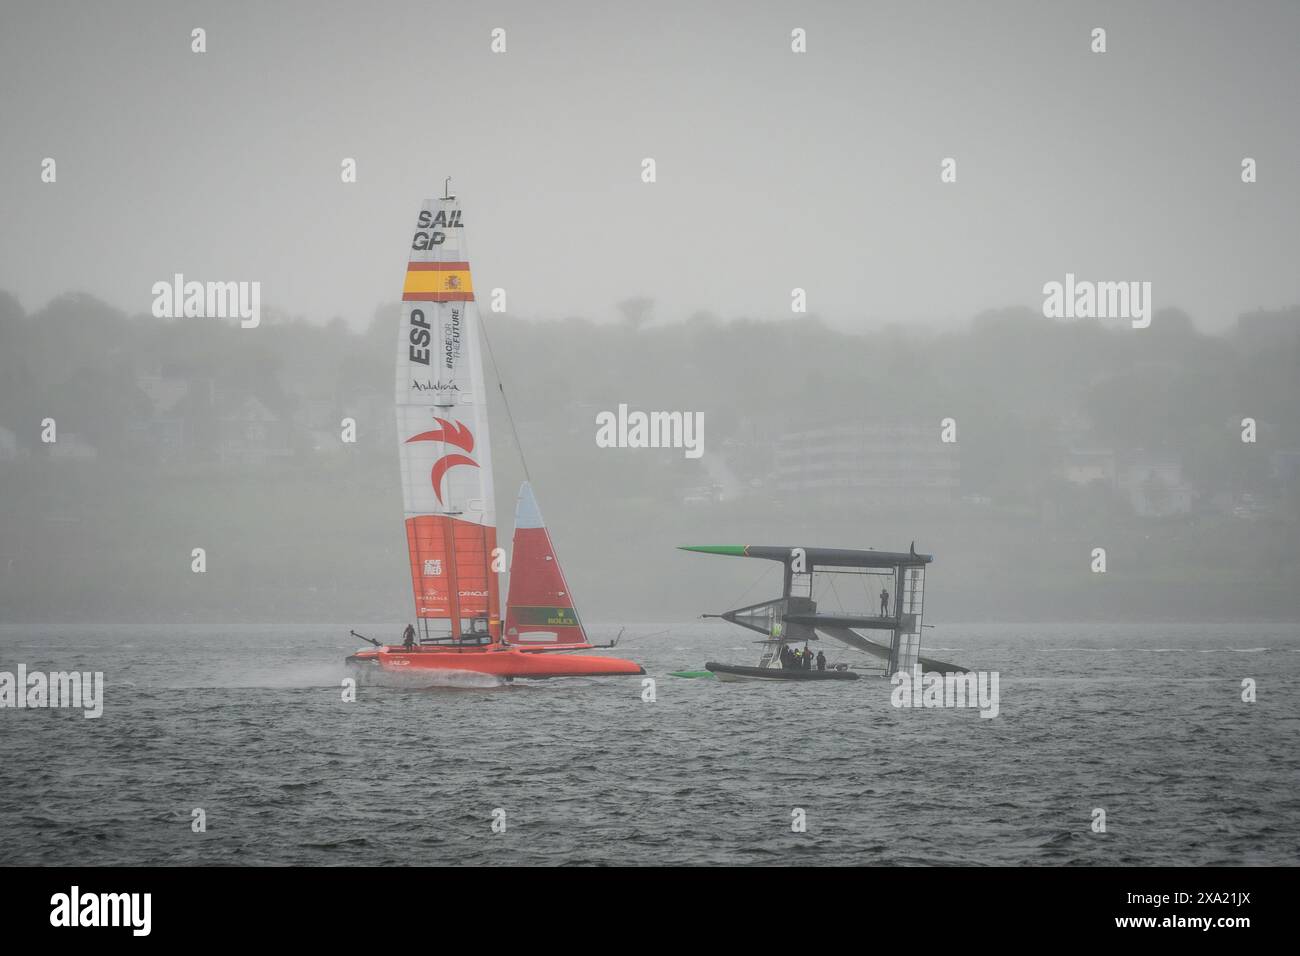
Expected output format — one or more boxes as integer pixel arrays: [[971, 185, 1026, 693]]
[[503, 482, 592, 649]]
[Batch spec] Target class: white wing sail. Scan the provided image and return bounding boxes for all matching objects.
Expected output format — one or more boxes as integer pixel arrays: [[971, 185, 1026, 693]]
[[395, 192, 499, 641]]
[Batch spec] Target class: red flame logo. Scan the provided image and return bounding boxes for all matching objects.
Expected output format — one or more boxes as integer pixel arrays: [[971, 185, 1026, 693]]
[[406, 418, 477, 503]]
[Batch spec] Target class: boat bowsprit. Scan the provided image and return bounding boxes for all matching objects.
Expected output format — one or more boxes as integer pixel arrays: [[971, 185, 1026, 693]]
[[704, 662, 859, 682]]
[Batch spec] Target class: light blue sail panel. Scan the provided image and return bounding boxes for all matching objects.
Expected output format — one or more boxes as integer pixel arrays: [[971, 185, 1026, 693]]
[[513, 480, 545, 530]]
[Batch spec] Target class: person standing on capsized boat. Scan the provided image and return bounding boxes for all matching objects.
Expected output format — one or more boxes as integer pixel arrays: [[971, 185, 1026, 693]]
[[402, 623, 416, 651], [879, 587, 890, 617]]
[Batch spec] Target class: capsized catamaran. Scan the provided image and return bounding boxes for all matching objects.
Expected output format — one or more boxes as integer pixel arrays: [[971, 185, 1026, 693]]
[[681, 544, 966, 682], [346, 186, 642, 681]]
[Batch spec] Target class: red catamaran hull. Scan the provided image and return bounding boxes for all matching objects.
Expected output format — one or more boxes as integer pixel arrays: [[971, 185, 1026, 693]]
[[347, 645, 644, 679]]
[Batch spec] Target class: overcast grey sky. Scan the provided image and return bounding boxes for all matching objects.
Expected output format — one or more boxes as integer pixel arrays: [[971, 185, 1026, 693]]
[[1, 0, 1296, 330]]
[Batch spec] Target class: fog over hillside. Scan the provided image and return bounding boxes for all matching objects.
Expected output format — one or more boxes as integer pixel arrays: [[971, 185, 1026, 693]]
[[1, 0, 1297, 630], [2, 291, 1297, 625]]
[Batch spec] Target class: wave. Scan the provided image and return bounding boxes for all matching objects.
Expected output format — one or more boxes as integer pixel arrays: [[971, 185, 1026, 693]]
[[361, 667, 507, 691]]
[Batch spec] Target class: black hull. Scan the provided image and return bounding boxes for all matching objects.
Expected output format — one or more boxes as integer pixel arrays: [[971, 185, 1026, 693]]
[[704, 662, 860, 682]]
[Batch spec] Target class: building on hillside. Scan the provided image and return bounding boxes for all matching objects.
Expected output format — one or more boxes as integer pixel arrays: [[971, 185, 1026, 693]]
[[773, 422, 959, 507], [129, 371, 192, 461], [217, 395, 292, 468], [136, 372, 190, 415], [1061, 447, 1118, 486], [1116, 454, 1194, 517], [48, 433, 98, 460]]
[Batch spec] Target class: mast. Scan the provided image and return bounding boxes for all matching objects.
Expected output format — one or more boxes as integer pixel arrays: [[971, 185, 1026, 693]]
[[395, 190, 499, 643]]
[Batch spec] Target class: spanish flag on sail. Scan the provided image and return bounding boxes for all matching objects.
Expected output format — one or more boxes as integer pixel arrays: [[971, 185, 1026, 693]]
[[403, 261, 474, 302]]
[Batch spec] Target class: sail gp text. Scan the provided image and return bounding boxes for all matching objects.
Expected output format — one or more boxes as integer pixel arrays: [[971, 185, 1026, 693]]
[[411, 207, 464, 250]]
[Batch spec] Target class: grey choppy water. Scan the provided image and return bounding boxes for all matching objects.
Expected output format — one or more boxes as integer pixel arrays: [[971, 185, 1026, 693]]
[[1, 622, 1297, 866]]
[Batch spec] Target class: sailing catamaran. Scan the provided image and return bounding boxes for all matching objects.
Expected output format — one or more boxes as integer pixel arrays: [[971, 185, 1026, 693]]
[[347, 186, 643, 681], [681, 544, 965, 682]]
